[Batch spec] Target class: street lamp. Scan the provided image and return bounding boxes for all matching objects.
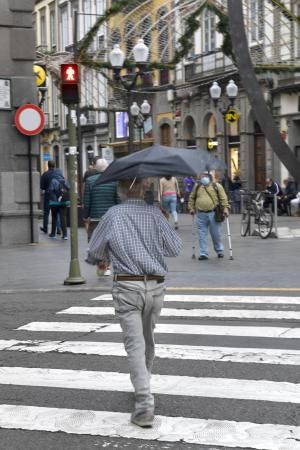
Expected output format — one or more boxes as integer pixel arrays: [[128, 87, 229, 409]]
[[209, 79, 238, 191], [130, 100, 151, 149], [109, 39, 150, 153]]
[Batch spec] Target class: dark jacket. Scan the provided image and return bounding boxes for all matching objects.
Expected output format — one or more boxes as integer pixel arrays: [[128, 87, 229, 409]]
[[83, 173, 119, 220], [283, 181, 297, 199], [40, 168, 64, 195]]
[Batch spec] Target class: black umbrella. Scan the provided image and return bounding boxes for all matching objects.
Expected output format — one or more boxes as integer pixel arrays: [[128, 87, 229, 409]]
[[96, 145, 225, 185]]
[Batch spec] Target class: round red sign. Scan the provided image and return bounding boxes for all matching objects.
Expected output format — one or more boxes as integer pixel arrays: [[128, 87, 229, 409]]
[[15, 104, 45, 136]]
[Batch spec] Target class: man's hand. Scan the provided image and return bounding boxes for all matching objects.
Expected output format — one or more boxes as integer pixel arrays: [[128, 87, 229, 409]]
[[83, 217, 90, 232], [189, 209, 195, 215], [223, 207, 229, 217]]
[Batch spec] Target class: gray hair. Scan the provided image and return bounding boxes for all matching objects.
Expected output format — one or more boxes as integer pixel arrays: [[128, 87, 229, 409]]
[[118, 178, 146, 201]]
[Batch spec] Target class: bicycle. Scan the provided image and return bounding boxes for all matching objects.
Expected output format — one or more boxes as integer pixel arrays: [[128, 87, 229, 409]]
[[240, 191, 274, 239]]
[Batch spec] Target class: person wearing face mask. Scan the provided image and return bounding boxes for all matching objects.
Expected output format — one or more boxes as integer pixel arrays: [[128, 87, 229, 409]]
[[188, 172, 229, 260]]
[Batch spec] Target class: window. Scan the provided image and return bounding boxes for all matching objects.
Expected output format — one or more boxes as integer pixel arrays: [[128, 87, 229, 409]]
[[157, 8, 169, 85], [50, 8, 56, 48], [203, 8, 215, 52], [96, 0, 104, 16], [60, 5, 69, 50], [124, 22, 135, 58], [250, 0, 264, 43], [40, 9, 47, 47], [83, 0, 92, 34], [111, 28, 121, 47]]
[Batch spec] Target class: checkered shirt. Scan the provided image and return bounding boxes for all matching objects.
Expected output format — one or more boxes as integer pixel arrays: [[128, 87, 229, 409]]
[[88, 199, 182, 276]]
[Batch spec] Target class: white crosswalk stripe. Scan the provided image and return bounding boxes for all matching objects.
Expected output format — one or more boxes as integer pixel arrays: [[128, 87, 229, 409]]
[[1, 404, 300, 450], [17, 321, 300, 338], [2, 339, 300, 365], [3, 292, 300, 449], [92, 293, 300, 305], [57, 305, 300, 320], [1, 366, 300, 403], [0, 340, 300, 366]]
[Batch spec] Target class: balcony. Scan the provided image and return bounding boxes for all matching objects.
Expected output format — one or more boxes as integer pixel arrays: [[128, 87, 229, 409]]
[[183, 50, 234, 82]]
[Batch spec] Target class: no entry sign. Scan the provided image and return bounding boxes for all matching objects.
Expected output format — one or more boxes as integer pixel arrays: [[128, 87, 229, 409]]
[[15, 104, 45, 136]]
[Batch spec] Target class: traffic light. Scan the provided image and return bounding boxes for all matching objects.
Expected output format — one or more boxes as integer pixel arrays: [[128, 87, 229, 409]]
[[60, 63, 80, 105]]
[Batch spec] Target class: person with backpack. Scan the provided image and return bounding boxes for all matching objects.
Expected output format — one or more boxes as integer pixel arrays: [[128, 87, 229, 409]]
[[40, 160, 64, 234], [188, 171, 229, 260], [48, 175, 70, 240]]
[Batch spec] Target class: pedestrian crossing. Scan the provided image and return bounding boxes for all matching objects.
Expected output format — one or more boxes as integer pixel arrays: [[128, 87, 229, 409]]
[[2, 292, 300, 449]]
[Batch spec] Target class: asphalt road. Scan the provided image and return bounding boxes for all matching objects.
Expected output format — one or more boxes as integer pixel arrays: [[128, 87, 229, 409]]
[[1, 290, 300, 450]]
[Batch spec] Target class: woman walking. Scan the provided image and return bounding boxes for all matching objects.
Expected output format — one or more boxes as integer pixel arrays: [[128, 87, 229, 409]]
[[160, 176, 181, 229]]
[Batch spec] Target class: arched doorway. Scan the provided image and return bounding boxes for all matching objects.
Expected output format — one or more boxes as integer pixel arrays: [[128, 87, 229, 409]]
[[160, 123, 171, 146], [254, 121, 266, 190], [183, 116, 196, 147]]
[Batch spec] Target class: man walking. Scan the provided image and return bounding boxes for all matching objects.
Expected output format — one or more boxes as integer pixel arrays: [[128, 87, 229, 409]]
[[188, 172, 229, 260], [83, 158, 119, 276], [40, 160, 63, 234], [88, 178, 182, 428]]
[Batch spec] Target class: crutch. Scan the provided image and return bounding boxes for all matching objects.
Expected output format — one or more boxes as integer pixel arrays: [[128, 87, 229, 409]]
[[225, 216, 234, 260], [191, 214, 196, 259]]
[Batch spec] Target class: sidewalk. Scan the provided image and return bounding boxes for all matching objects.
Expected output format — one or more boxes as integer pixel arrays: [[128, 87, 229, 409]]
[[0, 214, 299, 292]]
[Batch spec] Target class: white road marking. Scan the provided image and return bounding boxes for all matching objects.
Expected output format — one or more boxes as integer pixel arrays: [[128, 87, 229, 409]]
[[57, 306, 300, 320], [2, 339, 300, 365], [0, 404, 299, 449], [91, 294, 300, 305], [16, 321, 300, 338], [1, 367, 300, 403]]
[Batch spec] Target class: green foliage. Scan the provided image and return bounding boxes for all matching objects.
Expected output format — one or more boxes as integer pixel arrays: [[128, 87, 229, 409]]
[[266, 0, 300, 22]]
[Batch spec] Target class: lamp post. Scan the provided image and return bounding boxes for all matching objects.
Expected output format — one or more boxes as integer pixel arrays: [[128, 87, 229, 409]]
[[209, 79, 238, 191], [109, 39, 149, 153], [130, 100, 151, 149]]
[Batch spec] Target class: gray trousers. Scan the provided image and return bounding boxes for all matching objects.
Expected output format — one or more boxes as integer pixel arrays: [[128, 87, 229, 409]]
[[112, 279, 165, 413]]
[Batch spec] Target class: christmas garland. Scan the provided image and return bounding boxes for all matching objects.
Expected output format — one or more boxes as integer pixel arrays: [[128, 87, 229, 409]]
[[77, 0, 300, 80], [266, 0, 300, 22]]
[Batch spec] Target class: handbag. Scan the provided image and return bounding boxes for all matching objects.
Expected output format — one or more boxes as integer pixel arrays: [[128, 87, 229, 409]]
[[214, 204, 225, 222], [205, 184, 225, 223]]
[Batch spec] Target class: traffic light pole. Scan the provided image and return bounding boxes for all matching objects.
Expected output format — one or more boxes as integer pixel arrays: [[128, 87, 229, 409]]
[[64, 108, 86, 285]]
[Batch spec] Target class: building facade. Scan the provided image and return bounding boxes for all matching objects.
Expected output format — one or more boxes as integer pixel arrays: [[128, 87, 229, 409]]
[[34, 0, 110, 177], [165, 0, 300, 189]]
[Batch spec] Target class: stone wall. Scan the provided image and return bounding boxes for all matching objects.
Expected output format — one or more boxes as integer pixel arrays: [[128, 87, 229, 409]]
[[0, 0, 39, 246]]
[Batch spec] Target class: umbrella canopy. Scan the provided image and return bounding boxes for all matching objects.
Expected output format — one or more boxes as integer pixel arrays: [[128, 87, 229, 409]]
[[96, 145, 225, 185]]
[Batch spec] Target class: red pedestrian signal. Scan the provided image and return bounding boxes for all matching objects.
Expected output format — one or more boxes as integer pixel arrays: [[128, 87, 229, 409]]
[[60, 63, 80, 104]]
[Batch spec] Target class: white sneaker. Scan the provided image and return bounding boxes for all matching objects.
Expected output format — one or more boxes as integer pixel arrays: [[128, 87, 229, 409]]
[[103, 268, 111, 276]]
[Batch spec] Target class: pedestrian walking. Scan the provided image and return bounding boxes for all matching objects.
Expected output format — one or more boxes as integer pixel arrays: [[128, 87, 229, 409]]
[[183, 176, 195, 213], [82, 156, 100, 198], [48, 173, 70, 240], [188, 172, 229, 260], [40, 160, 64, 234], [159, 175, 181, 229], [230, 174, 242, 213], [87, 178, 182, 428], [83, 158, 119, 276]]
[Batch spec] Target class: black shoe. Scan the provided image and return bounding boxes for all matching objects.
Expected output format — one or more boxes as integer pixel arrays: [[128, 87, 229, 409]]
[[218, 253, 224, 258], [40, 227, 47, 233], [198, 255, 208, 260]]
